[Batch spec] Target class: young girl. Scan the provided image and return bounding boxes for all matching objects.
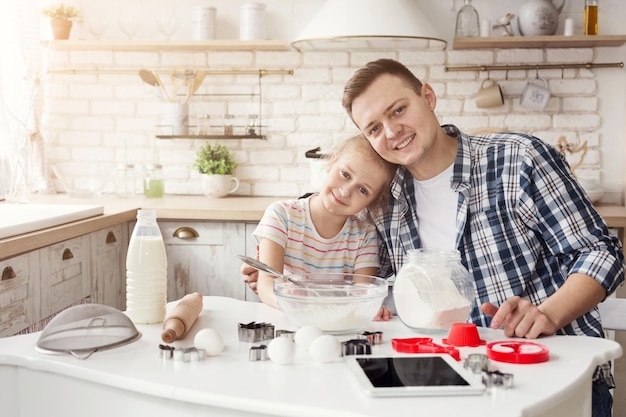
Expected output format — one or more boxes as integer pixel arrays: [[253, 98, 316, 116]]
[[253, 134, 397, 311]]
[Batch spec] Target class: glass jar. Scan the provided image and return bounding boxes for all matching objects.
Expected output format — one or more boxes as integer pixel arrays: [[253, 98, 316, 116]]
[[115, 163, 136, 198], [245, 113, 259, 135], [143, 164, 165, 198], [393, 249, 475, 334], [223, 113, 235, 136]]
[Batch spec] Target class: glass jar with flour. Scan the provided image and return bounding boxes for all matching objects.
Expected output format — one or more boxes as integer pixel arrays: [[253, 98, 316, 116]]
[[393, 249, 475, 334]]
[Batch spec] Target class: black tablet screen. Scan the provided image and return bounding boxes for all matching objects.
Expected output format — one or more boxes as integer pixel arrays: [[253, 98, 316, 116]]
[[355, 356, 470, 388]]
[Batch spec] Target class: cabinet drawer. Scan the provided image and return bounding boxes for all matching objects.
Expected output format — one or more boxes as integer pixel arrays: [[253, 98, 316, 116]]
[[160, 222, 231, 246], [90, 225, 127, 310], [40, 236, 90, 317], [0, 252, 40, 337]]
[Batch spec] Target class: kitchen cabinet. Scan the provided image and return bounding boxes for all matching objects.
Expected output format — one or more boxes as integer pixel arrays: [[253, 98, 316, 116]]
[[90, 224, 128, 311], [157, 221, 258, 302], [0, 226, 128, 337], [453, 34, 626, 49]]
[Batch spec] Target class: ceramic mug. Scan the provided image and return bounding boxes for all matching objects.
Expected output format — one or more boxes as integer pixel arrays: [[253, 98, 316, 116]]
[[473, 78, 504, 108], [201, 174, 240, 198], [520, 77, 551, 111]]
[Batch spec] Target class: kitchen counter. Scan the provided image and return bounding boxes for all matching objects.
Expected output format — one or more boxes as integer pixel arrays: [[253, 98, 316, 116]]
[[1, 194, 624, 261], [0, 296, 621, 417], [0, 194, 280, 260]]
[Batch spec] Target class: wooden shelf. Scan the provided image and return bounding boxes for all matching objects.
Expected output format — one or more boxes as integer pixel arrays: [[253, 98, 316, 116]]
[[156, 134, 266, 140], [45, 39, 290, 51], [453, 34, 626, 50]]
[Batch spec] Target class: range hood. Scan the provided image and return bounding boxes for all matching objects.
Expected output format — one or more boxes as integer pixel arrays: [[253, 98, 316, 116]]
[[291, 0, 447, 51]]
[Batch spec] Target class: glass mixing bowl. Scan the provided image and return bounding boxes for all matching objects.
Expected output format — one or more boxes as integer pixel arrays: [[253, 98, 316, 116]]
[[273, 273, 388, 334]]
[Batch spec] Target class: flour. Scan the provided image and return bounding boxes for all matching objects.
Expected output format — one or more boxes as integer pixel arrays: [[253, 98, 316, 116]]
[[393, 269, 472, 331]]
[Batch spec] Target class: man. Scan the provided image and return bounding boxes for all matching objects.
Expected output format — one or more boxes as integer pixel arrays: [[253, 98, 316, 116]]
[[244, 59, 624, 416]]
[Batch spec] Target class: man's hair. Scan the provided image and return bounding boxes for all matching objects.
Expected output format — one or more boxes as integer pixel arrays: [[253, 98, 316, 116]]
[[342, 59, 424, 121]]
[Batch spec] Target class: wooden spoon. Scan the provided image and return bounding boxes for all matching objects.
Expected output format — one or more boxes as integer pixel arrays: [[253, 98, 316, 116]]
[[139, 69, 170, 101], [191, 70, 207, 95]]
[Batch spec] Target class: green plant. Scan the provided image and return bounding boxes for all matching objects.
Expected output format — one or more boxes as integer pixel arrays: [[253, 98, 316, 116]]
[[42, 3, 81, 21], [193, 143, 237, 175]]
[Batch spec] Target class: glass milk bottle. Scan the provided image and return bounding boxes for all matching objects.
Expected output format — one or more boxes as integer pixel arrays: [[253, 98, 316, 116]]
[[126, 209, 168, 324]]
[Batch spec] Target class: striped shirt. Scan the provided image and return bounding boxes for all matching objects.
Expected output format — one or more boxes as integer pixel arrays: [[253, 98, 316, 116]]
[[370, 125, 624, 385], [253, 196, 380, 276]]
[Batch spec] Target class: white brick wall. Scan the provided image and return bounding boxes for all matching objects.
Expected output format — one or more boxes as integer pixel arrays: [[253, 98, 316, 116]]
[[40, 45, 611, 200]]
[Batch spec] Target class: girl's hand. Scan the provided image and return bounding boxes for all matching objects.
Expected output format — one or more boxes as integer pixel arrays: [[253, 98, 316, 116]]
[[373, 305, 393, 321]]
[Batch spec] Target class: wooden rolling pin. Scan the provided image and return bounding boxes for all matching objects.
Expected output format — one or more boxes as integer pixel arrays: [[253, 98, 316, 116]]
[[161, 292, 203, 343]]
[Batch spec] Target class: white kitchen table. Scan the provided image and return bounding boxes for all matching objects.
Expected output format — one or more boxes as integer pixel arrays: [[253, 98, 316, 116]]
[[0, 296, 621, 417]]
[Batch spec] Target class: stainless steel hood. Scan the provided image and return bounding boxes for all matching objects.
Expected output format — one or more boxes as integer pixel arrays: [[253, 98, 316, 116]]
[[291, 0, 447, 51]]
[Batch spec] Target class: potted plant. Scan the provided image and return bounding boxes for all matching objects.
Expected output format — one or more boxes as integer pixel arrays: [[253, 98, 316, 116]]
[[193, 143, 240, 198], [42, 3, 81, 40]]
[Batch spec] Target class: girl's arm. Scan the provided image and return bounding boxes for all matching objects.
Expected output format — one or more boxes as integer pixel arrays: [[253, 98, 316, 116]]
[[257, 238, 286, 309], [353, 267, 393, 321]]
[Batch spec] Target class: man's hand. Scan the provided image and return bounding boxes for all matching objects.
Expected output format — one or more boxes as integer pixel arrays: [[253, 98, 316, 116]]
[[481, 296, 557, 339], [242, 263, 259, 293]]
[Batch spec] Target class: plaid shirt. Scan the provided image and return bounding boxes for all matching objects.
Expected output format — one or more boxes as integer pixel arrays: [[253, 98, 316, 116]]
[[371, 125, 624, 385]]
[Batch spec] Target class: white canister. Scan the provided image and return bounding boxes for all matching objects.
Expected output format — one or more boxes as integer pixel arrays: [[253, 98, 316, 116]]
[[239, 3, 266, 40], [163, 103, 189, 136], [192, 7, 217, 40]]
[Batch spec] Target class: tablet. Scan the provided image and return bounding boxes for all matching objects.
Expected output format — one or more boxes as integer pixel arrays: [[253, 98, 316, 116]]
[[346, 354, 485, 397]]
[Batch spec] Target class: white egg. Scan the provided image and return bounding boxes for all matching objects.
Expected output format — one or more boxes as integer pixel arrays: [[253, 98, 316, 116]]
[[294, 325, 323, 351], [309, 335, 341, 363], [194, 328, 224, 356], [267, 337, 295, 365]]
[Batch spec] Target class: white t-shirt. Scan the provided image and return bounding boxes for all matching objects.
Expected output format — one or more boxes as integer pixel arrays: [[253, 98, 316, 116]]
[[413, 163, 457, 250]]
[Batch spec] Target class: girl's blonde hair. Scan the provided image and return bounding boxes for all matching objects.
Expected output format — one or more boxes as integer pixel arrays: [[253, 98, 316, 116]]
[[326, 134, 397, 211]]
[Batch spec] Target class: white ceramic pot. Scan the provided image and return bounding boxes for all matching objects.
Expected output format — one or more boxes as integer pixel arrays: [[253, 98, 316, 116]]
[[517, 0, 566, 36], [200, 174, 240, 198]]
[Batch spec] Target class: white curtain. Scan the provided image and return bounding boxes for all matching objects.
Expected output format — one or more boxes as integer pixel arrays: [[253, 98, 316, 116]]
[[0, 1, 48, 202]]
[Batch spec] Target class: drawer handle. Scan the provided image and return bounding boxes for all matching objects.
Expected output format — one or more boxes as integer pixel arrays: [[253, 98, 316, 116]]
[[173, 227, 200, 239], [62, 248, 74, 260], [106, 231, 117, 244], [1, 266, 16, 281]]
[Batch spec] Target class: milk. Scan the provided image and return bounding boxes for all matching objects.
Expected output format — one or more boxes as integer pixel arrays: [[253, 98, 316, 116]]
[[126, 210, 168, 324]]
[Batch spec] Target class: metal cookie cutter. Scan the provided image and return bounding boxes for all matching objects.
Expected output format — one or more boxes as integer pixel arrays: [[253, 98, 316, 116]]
[[342, 339, 372, 356], [358, 331, 383, 345], [482, 370, 514, 389], [159, 344, 175, 360], [249, 344, 268, 361], [464, 353, 490, 374], [238, 321, 275, 343], [275, 329, 295, 341], [173, 347, 206, 362]]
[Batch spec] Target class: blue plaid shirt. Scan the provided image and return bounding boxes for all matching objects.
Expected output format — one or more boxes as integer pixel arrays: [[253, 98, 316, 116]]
[[372, 125, 624, 340]]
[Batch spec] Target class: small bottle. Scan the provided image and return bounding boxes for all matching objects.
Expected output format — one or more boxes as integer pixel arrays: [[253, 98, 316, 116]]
[[455, 0, 480, 38], [126, 209, 168, 324], [115, 163, 136, 198], [143, 164, 165, 198], [584, 0, 598, 36]]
